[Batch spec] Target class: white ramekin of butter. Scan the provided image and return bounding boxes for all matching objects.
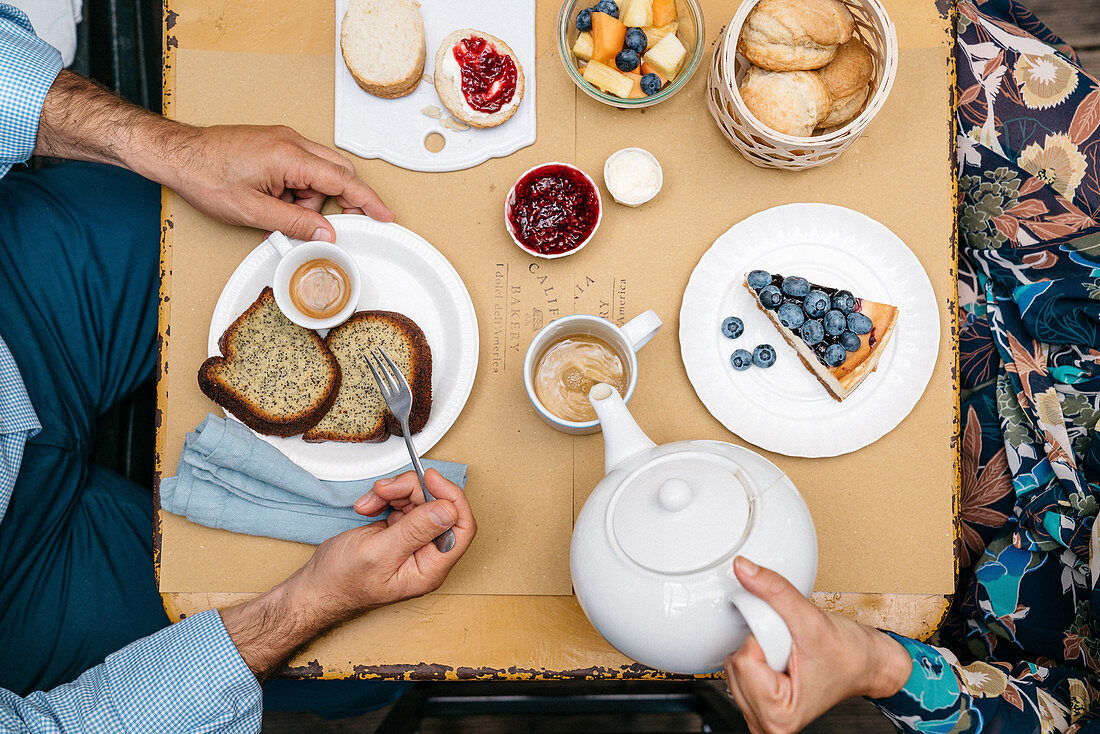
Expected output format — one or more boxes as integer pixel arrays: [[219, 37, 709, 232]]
[[603, 148, 663, 207]]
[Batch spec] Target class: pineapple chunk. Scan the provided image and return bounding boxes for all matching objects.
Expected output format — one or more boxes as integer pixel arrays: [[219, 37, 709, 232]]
[[583, 60, 635, 99], [642, 21, 678, 50], [573, 31, 594, 62], [620, 0, 652, 28], [643, 32, 686, 78]]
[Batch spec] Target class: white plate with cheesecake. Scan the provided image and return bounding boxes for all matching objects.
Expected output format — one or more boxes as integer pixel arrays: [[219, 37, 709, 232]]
[[679, 203, 939, 458], [207, 215, 479, 480]]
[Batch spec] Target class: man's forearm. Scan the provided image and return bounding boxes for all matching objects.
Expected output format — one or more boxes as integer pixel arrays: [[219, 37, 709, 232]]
[[34, 70, 193, 183], [218, 572, 351, 681]]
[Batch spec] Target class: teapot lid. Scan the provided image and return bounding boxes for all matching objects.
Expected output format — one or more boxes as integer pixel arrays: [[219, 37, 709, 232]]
[[608, 450, 753, 575]]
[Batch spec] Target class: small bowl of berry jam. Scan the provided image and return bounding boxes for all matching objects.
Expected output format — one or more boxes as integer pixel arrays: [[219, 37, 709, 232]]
[[505, 162, 603, 259]]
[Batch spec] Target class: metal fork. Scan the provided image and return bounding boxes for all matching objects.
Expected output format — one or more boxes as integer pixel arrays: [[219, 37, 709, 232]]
[[364, 347, 456, 552]]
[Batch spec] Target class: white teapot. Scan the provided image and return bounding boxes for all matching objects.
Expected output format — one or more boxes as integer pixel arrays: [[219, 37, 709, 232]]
[[570, 383, 818, 674]]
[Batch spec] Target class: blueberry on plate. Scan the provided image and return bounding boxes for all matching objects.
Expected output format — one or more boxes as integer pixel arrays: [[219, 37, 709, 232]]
[[839, 330, 861, 351], [823, 309, 846, 336], [753, 344, 776, 368], [777, 302, 805, 329], [576, 7, 593, 31], [730, 349, 753, 371], [721, 316, 744, 340], [593, 0, 619, 18], [832, 289, 857, 314], [746, 269, 771, 290], [624, 27, 647, 54], [781, 276, 810, 298], [803, 289, 829, 318], [824, 343, 847, 368], [640, 73, 662, 95], [847, 312, 873, 335], [800, 319, 824, 345], [615, 49, 640, 72], [758, 284, 782, 310]]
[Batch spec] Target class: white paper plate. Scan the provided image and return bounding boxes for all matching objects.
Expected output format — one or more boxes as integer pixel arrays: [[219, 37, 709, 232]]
[[334, 0, 536, 172], [208, 215, 478, 480], [679, 203, 939, 458]]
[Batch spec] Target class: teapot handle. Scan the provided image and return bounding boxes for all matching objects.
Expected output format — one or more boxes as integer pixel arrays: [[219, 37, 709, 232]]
[[728, 583, 792, 672]]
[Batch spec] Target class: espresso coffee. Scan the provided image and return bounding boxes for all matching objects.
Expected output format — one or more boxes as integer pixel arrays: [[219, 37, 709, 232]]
[[289, 258, 351, 319], [534, 334, 628, 422]]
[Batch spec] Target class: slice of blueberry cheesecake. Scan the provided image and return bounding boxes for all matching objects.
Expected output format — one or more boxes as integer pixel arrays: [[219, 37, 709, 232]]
[[745, 269, 899, 401]]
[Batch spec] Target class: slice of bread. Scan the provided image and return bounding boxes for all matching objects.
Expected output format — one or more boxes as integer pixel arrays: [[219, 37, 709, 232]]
[[341, 0, 426, 99], [303, 311, 432, 443], [434, 29, 525, 128], [198, 287, 342, 437]]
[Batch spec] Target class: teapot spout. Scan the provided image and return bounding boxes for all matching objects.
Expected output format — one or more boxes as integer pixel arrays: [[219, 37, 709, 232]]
[[589, 384, 656, 474]]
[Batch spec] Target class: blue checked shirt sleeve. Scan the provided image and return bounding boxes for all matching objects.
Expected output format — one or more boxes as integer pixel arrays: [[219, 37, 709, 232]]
[[0, 610, 262, 733], [0, 3, 64, 179]]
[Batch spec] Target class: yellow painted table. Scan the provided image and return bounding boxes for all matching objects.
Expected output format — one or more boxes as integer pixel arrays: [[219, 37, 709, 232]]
[[156, 0, 959, 679]]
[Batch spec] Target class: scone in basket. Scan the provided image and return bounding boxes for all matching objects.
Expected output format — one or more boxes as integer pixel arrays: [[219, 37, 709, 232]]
[[707, 0, 898, 170]]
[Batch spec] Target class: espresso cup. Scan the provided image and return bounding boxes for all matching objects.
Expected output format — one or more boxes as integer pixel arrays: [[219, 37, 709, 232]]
[[268, 231, 363, 330], [523, 311, 662, 435]]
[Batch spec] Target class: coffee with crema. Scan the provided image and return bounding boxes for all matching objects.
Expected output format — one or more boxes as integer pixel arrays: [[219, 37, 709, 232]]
[[534, 334, 628, 422], [289, 258, 351, 319]]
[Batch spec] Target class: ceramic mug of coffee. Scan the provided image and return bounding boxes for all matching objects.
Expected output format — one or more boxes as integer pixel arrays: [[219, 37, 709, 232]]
[[523, 311, 662, 435], [268, 231, 363, 330]]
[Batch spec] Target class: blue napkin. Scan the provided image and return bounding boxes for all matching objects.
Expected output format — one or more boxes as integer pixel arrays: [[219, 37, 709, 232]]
[[159, 414, 467, 545]]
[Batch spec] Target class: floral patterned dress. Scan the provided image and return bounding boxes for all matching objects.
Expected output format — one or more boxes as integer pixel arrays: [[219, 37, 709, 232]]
[[865, 1, 1100, 731]]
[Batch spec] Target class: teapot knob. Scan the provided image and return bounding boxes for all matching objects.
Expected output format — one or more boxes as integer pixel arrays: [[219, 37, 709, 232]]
[[657, 479, 693, 512]]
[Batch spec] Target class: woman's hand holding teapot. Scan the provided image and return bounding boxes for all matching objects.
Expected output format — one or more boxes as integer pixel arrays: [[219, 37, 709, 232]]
[[724, 557, 913, 734]]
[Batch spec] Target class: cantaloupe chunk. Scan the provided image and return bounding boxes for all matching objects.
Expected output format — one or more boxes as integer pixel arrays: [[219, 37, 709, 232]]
[[651, 0, 677, 27], [591, 11, 627, 63], [625, 70, 645, 98], [640, 61, 667, 85]]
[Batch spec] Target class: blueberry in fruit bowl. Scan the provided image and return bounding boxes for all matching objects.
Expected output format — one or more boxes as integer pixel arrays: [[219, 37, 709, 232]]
[[746, 269, 771, 290], [615, 49, 640, 72], [832, 290, 857, 314], [781, 276, 810, 298], [839, 330, 861, 352], [824, 343, 847, 368], [640, 73, 662, 96], [823, 309, 846, 336], [777, 302, 804, 329], [721, 316, 744, 340], [593, 0, 619, 18], [758, 285, 782, 310], [803, 289, 829, 318], [730, 349, 753, 371], [753, 344, 776, 368], [576, 7, 593, 31], [800, 319, 824, 345], [847, 312, 873, 335], [624, 27, 647, 54]]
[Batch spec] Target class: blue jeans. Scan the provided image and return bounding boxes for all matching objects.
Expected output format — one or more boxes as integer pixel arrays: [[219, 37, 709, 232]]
[[0, 161, 404, 714]]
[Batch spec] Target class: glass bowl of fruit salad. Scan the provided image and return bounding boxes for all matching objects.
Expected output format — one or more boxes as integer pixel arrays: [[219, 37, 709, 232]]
[[558, 0, 704, 109]]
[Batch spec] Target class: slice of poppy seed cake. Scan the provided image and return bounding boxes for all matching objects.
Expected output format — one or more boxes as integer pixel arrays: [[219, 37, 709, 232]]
[[303, 311, 432, 443], [198, 287, 342, 437]]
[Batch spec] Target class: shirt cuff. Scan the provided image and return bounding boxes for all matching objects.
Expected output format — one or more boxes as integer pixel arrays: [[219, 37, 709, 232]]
[[0, 9, 64, 176], [867, 631, 964, 723], [103, 609, 262, 733]]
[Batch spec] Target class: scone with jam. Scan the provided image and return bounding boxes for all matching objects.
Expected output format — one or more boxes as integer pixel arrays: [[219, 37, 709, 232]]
[[745, 269, 898, 400]]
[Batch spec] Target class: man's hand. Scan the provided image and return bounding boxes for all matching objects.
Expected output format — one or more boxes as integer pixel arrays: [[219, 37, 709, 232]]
[[219, 469, 475, 680], [35, 70, 392, 240], [723, 557, 912, 734]]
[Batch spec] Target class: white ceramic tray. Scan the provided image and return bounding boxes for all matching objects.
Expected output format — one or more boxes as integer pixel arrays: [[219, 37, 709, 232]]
[[209, 215, 478, 480], [679, 203, 940, 458], [334, 0, 536, 172]]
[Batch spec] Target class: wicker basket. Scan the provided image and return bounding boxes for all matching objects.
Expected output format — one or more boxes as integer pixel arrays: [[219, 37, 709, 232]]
[[706, 0, 898, 170]]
